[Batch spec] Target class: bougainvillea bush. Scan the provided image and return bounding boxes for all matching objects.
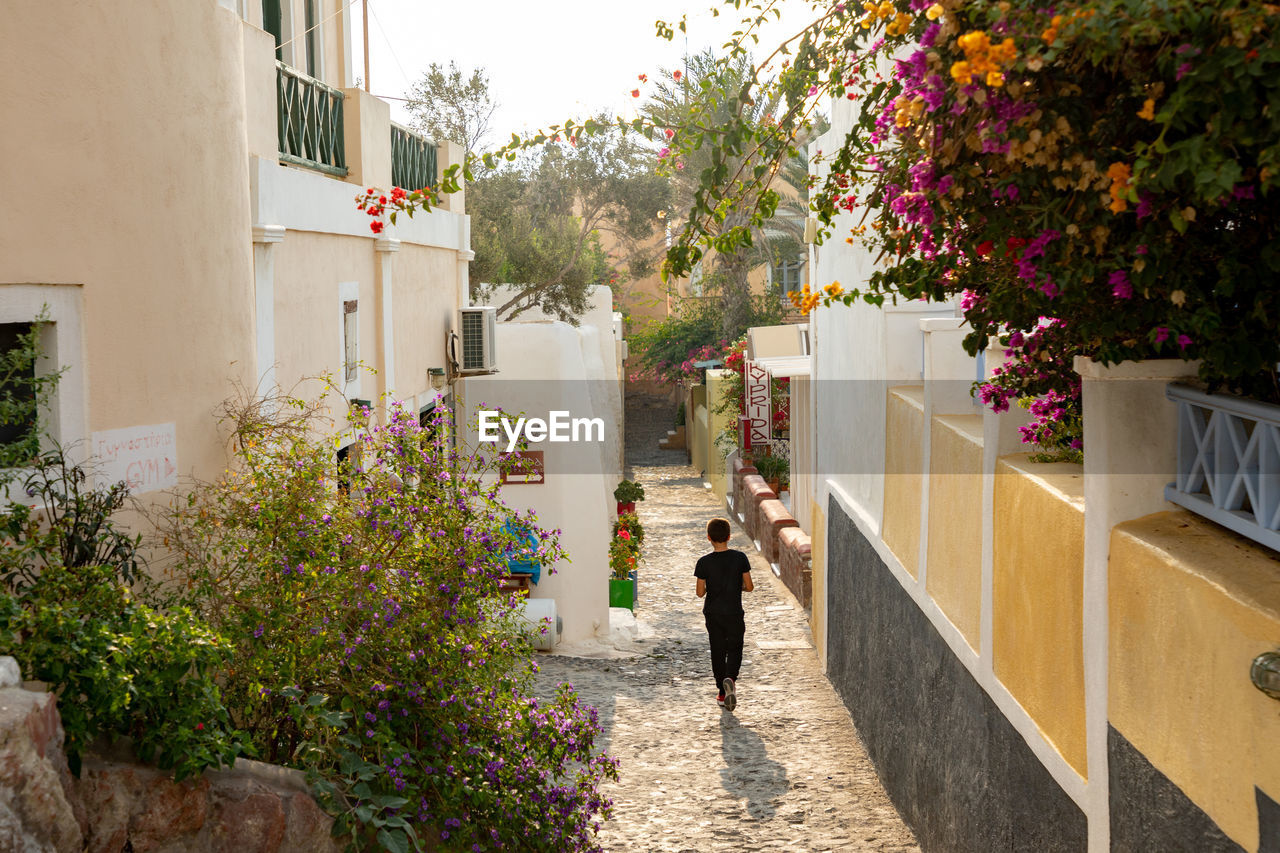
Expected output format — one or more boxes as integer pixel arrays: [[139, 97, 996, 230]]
[[652, 0, 1280, 458], [164, 387, 615, 852]]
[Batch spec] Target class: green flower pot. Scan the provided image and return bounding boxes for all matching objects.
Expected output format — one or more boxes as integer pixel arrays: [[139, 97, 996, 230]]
[[609, 578, 635, 610]]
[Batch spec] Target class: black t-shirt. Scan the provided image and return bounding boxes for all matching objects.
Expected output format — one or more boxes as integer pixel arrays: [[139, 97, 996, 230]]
[[694, 549, 751, 616]]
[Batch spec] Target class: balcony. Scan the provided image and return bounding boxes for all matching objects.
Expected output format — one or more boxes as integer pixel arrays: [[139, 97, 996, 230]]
[[390, 122, 438, 192], [1165, 383, 1280, 552], [275, 61, 347, 177]]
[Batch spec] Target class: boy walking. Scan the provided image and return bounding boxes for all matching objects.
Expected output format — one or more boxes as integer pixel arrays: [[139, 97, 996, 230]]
[[694, 517, 753, 711]]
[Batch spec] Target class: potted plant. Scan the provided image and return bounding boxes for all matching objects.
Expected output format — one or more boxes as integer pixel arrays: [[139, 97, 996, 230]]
[[754, 453, 788, 495], [608, 528, 638, 610], [613, 479, 645, 516]]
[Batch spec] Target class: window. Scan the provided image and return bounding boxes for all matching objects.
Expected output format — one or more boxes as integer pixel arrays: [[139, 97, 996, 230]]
[[0, 323, 38, 460], [304, 0, 318, 77], [772, 257, 806, 300], [262, 0, 283, 60], [343, 300, 358, 383]]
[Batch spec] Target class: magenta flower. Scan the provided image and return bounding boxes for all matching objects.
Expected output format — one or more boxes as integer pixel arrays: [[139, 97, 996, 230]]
[[1109, 270, 1133, 299]]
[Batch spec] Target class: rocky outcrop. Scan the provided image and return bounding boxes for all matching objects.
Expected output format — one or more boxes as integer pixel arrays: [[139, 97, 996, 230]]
[[0, 660, 341, 853], [73, 756, 342, 853], [0, 684, 83, 853]]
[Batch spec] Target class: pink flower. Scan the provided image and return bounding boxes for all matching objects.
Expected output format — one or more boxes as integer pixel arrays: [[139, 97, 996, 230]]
[[658, 147, 670, 159], [617, 529, 630, 540], [1109, 270, 1133, 299], [1176, 334, 1193, 350], [1176, 62, 1192, 80], [1154, 327, 1170, 345]]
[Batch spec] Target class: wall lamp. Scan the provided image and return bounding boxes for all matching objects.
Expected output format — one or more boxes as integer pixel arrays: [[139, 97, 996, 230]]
[[1251, 650, 1280, 700], [429, 367, 448, 392]]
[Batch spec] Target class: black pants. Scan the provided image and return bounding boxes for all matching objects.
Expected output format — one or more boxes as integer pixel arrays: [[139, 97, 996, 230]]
[[705, 611, 745, 693]]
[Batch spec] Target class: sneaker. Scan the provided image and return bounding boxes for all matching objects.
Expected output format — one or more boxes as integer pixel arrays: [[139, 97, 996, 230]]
[[723, 677, 737, 711], [716, 693, 725, 708]]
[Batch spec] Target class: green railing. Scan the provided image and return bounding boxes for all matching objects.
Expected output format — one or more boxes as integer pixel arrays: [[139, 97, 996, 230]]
[[276, 61, 347, 177], [390, 123, 438, 191]]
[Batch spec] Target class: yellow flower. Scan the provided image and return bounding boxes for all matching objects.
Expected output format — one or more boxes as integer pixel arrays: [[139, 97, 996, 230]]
[[887, 11, 913, 35], [950, 61, 974, 85], [1137, 98, 1155, 120], [825, 282, 845, 297], [926, 3, 944, 19], [986, 70, 1005, 87]]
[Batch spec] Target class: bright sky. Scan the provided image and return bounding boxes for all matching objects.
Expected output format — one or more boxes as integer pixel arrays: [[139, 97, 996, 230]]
[[352, 0, 812, 146]]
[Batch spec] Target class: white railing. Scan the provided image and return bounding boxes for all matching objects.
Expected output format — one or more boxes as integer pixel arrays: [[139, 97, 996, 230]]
[[1165, 383, 1280, 552]]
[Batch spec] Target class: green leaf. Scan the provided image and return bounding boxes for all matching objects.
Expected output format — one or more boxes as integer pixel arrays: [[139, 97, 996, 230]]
[[376, 828, 410, 853]]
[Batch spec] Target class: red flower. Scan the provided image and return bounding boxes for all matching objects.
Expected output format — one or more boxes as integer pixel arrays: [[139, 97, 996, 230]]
[[195, 723, 204, 731], [617, 529, 630, 540], [631, 89, 640, 98], [673, 70, 682, 81], [975, 240, 994, 257], [370, 220, 384, 234]]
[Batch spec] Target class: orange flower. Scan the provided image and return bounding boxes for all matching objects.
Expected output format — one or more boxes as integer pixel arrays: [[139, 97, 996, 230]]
[[1137, 98, 1155, 120]]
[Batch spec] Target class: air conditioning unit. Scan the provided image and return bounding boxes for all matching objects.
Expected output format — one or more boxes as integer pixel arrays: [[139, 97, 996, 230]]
[[457, 306, 497, 373]]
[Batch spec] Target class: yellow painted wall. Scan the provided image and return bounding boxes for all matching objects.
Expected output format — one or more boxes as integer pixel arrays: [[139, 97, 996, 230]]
[[1, 0, 257, 483], [882, 386, 924, 577], [992, 455, 1087, 777], [272, 231, 376, 397], [392, 244, 459, 401], [925, 415, 984, 650], [690, 385, 708, 477], [809, 500, 828, 659], [1110, 511, 1280, 851], [705, 369, 735, 502]]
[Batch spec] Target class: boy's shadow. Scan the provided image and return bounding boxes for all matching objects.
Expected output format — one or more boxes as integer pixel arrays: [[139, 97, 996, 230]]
[[718, 717, 788, 820]]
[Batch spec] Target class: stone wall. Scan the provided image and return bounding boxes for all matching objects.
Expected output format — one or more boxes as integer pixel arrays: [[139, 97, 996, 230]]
[[0, 664, 341, 853]]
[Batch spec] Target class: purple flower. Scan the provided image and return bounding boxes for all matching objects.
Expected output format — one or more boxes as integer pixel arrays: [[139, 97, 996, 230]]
[[1154, 327, 1170, 345], [1177, 334, 1193, 350], [1109, 270, 1133, 299]]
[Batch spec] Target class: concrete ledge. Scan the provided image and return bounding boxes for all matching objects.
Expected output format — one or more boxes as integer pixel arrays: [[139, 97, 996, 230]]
[[743, 475, 778, 539], [759, 499, 800, 564], [778, 527, 813, 608]]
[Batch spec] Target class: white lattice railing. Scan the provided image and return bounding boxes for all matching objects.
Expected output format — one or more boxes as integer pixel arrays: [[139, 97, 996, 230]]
[[1165, 383, 1280, 552]]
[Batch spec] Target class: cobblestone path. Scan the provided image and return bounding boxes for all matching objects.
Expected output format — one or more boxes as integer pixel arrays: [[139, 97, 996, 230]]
[[534, 395, 920, 852]]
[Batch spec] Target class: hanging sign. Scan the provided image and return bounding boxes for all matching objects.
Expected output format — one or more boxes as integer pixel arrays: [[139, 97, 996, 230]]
[[743, 360, 771, 447]]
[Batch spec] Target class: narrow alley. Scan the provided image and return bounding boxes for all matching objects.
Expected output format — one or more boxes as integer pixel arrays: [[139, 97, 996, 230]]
[[535, 396, 919, 852]]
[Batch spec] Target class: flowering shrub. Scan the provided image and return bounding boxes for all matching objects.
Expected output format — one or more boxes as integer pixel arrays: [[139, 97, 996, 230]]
[[612, 512, 645, 551], [609, 519, 640, 581], [620, 0, 1280, 457], [977, 319, 1083, 461], [165, 387, 615, 852], [0, 562, 244, 779]]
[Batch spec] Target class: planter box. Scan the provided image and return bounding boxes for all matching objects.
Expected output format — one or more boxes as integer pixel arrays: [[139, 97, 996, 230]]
[[609, 578, 635, 610], [616, 501, 636, 516]]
